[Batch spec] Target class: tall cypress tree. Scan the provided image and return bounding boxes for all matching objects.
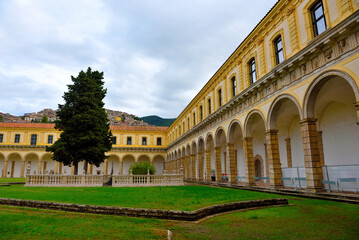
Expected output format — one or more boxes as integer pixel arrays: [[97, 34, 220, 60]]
[[46, 68, 112, 173]]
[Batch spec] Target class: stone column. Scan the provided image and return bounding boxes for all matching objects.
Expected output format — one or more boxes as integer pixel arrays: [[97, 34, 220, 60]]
[[119, 161, 123, 175], [104, 159, 108, 175], [285, 138, 292, 168], [265, 130, 282, 188], [300, 118, 323, 192], [54, 161, 59, 174], [215, 147, 222, 182], [20, 160, 25, 178], [191, 154, 196, 180], [3, 160, 8, 178], [186, 156, 191, 180], [243, 137, 255, 185], [198, 152, 204, 181], [226, 143, 237, 184], [180, 157, 185, 176], [37, 160, 42, 174], [205, 150, 211, 181], [264, 143, 269, 178], [71, 165, 75, 175], [317, 131, 325, 167]]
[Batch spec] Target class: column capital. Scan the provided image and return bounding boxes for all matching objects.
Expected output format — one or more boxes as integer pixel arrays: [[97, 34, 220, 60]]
[[205, 149, 211, 153], [226, 142, 234, 147], [285, 137, 291, 142], [300, 118, 318, 125], [191, 154, 196, 157], [265, 129, 278, 134], [215, 146, 221, 150], [243, 136, 253, 141]]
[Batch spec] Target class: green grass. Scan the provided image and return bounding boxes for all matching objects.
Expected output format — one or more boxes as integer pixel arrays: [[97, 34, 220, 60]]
[[1, 196, 358, 239], [0, 185, 284, 211], [0, 178, 25, 183]]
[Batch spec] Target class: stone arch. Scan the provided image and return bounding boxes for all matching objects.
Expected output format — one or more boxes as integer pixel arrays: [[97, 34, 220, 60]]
[[41, 153, 54, 174], [24, 152, 40, 175], [227, 119, 244, 182], [0, 152, 6, 177], [214, 127, 227, 181], [244, 109, 266, 137], [267, 94, 303, 130], [303, 69, 359, 167], [205, 133, 215, 181], [191, 141, 197, 155], [138, 155, 151, 162], [198, 137, 204, 154], [303, 70, 359, 119], [122, 154, 135, 175], [214, 127, 227, 147], [253, 154, 264, 179], [152, 155, 165, 174], [7, 153, 22, 177], [205, 132, 214, 151], [108, 154, 120, 175], [227, 119, 243, 142]]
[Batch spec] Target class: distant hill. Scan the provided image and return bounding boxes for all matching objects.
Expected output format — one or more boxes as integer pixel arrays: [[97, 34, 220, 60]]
[[141, 115, 176, 127]]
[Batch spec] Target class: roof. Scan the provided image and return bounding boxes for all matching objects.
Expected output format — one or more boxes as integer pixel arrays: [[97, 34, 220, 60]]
[[0, 122, 168, 131]]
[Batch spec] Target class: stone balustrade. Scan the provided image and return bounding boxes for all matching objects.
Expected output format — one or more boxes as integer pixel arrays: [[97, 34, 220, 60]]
[[112, 174, 184, 187]]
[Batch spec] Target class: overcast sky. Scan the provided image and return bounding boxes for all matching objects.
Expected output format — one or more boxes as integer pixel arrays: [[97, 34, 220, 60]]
[[0, 0, 277, 118]]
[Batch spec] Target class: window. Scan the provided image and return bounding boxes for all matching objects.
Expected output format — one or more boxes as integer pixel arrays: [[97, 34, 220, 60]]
[[47, 135, 53, 144], [179, 125, 181, 135], [127, 136, 132, 145], [311, 0, 326, 37], [231, 77, 236, 97], [193, 112, 196, 126], [111, 136, 117, 145], [249, 58, 257, 84], [274, 36, 284, 65], [187, 117, 190, 130], [142, 137, 147, 145], [218, 89, 222, 107], [199, 106, 203, 121], [157, 137, 162, 146], [208, 99, 211, 115], [30, 134, 37, 145], [183, 122, 185, 133], [14, 134, 20, 143], [0, 134, 3, 143]]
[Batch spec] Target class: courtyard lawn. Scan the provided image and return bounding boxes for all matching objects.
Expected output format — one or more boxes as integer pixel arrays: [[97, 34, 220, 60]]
[[0, 185, 285, 211], [1, 197, 358, 239], [0, 178, 25, 183]]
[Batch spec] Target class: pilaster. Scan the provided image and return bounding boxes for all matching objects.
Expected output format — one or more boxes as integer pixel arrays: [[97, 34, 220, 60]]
[[354, 102, 359, 125], [215, 146, 222, 182], [317, 131, 325, 167], [54, 161, 59, 174], [265, 130, 282, 188], [226, 143, 237, 184], [198, 152, 204, 181], [20, 160, 25, 178], [300, 118, 323, 192], [119, 161, 123, 175], [205, 150, 211, 181], [243, 137, 255, 185], [37, 160, 42, 174], [3, 160, 8, 178], [191, 154, 196, 180], [285, 138, 292, 168]]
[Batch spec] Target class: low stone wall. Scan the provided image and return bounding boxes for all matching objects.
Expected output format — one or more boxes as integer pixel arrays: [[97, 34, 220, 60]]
[[0, 198, 288, 221]]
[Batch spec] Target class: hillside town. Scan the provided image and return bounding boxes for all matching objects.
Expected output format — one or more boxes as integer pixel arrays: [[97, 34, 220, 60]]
[[0, 108, 151, 126]]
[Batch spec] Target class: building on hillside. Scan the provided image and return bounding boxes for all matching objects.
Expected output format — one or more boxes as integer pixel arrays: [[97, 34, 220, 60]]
[[0, 123, 167, 177], [0, 0, 359, 192]]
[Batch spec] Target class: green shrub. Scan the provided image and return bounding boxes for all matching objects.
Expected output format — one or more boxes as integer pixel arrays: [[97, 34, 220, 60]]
[[129, 162, 156, 175]]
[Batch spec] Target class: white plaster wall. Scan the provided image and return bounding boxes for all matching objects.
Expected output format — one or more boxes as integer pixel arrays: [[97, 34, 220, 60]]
[[278, 131, 288, 168], [289, 117, 304, 167], [235, 141, 245, 178], [211, 150, 215, 173], [252, 134, 266, 177], [123, 160, 135, 175], [108, 160, 119, 175], [153, 160, 164, 174], [297, 0, 309, 44], [320, 102, 359, 165], [327, 0, 339, 23]]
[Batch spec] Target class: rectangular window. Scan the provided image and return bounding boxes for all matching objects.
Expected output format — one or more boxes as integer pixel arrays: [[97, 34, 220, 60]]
[[311, 0, 326, 37], [0, 134, 3, 143], [274, 36, 284, 65], [30, 134, 37, 146], [249, 58, 257, 84], [14, 134, 20, 143], [187, 118, 190, 130], [142, 137, 147, 145], [193, 112, 196, 126], [183, 122, 185, 133], [111, 136, 117, 145], [200, 106, 203, 121], [231, 77, 236, 97], [127, 136, 132, 145], [47, 135, 53, 144], [157, 137, 162, 146], [218, 89, 222, 107], [208, 99, 211, 115]]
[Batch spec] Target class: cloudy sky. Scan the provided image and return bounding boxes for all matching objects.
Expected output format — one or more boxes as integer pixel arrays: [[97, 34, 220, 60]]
[[0, 0, 277, 118]]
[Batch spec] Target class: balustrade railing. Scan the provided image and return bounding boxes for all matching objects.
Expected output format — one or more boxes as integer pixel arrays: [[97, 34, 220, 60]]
[[112, 174, 184, 187]]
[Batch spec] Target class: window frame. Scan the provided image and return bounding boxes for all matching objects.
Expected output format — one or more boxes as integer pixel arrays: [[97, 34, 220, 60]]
[[249, 58, 257, 84], [142, 137, 147, 146], [231, 76, 236, 97], [111, 136, 117, 145], [30, 134, 37, 146], [47, 135, 53, 144], [193, 112, 196, 126], [156, 137, 162, 146], [311, 0, 326, 37], [218, 88, 222, 107], [126, 136, 132, 145], [208, 98, 211, 115], [14, 134, 20, 143], [274, 35, 284, 65], [199, 106, 203, 121], [0, 133, 3, 143]]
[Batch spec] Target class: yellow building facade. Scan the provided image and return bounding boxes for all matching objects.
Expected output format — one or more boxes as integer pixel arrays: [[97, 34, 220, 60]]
[[1, 0, 359, 192]]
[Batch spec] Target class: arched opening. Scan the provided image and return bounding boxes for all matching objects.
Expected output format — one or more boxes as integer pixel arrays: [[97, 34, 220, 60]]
[[198, 137, 205, 180], [215, 128, 227, 182], [25, 153, 39, 175], [305, 73, 359, 190], [205, 133, 215, 181], [0, 153, 5, 177], [268, 95, 304, 188], [122, 155, 135, 175], [152, 155, 165, 174], [254, 158, 262, 178], [7, 153, 22, 177], [191, 141, 197, 179], [228, 120, 244, 183], [41, 153, 54, 174], [138, 155, 150, 163], [185, 145, 191, 179], [245, 111, 267, 185], [108, 155, 120, 175]]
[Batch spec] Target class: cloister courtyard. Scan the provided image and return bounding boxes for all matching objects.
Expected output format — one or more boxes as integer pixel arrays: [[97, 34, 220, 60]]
[[0, 179, 358, 239]]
